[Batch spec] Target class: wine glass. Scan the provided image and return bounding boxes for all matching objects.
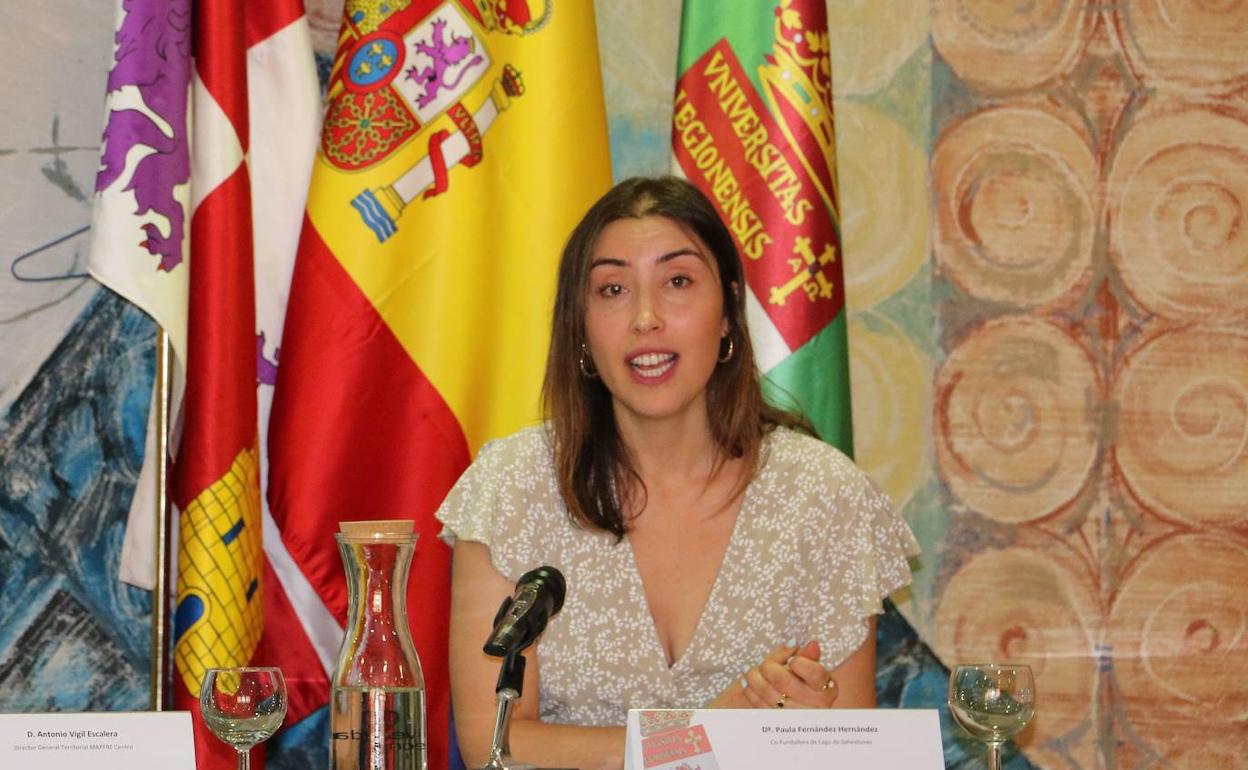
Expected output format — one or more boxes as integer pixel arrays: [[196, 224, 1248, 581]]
[[201, 667, 287, 770], [948, 663, 1035, 770]]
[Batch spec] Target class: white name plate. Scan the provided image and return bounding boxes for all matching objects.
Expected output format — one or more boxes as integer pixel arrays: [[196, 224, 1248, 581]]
[[625, 708, 943, 770], [0, 711, 196, 769]]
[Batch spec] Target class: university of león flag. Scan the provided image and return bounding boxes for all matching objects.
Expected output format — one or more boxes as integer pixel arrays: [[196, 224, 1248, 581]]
[[267, 1, 612, 767], [673, 0, 852, 452], [673, 0, 951, 740]]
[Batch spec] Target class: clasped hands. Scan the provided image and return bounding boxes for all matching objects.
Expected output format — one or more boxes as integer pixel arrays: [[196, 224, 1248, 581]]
[[709, 640, 838, 710]]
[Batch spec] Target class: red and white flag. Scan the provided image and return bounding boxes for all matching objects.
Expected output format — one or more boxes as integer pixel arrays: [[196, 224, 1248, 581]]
[[90, 0, 323, 766]]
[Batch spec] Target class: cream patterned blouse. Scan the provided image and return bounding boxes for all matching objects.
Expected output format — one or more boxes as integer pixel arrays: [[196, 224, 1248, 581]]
[[436, 425, 919, 727]]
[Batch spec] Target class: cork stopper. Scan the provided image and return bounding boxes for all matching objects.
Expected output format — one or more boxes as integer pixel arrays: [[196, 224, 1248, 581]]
[[338, 519, 415, 539]]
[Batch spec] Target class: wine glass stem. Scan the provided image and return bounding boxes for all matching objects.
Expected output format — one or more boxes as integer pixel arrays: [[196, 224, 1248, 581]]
[[237, 747, 251, 770], [987, 742, 1003, 770]]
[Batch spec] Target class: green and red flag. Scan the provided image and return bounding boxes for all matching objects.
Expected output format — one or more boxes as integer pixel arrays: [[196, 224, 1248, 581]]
[[673, 0, 851, 452]]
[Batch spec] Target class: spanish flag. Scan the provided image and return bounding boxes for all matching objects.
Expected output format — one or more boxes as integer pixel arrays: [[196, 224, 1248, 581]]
[[267, 2, 612, 767]]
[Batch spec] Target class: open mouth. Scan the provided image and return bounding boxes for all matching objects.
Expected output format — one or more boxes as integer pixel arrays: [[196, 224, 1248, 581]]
[[628, 351, 677, 379]]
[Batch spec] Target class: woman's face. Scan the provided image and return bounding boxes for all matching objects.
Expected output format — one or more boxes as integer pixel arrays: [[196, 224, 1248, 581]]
[[583, 215, 727, 431]]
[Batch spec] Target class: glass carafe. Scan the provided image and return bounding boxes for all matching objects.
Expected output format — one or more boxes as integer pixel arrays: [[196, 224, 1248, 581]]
[[330, 520, 427, 770]]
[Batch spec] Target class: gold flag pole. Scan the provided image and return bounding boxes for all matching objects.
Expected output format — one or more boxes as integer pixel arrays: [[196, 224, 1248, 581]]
[[150, 327, 173, 710]]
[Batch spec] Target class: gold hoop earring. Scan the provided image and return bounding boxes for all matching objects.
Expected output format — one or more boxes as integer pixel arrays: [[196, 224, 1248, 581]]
[[717, 335, 735, 363], [579, 345, 599, 378]]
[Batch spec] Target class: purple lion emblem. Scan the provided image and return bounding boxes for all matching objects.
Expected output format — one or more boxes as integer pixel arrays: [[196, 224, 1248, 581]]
[[404, 17, 484, 109], [256, 331, 280, 387], [95, 0, 191, 272]]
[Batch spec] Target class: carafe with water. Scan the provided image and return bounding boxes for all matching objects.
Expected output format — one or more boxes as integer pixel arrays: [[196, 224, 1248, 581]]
[[330, 520, 427, 770]]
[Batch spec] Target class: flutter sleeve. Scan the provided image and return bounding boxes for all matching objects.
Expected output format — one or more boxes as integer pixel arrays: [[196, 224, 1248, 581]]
[[434, 429, 547, 579], [796, 448, 921, 668]]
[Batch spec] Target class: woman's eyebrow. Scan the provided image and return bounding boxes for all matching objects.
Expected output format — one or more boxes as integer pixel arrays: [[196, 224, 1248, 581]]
[[590, 248, 704, 270], [657, 248, 703, 264]]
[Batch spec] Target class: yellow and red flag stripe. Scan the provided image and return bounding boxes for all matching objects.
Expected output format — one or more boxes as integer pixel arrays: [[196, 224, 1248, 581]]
[[268, 1, 612, 766]]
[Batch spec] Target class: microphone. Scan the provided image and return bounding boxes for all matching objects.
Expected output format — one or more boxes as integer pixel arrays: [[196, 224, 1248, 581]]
[[483, 566, 566, 658]]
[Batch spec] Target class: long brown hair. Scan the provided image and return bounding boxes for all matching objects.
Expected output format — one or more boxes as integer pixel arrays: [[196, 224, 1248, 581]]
[[541, 176, 810, 538]]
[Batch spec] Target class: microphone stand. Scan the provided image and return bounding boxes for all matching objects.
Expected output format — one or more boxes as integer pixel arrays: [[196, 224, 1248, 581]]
[[477, 567, 567, 770], [480, 649, 534, 770]]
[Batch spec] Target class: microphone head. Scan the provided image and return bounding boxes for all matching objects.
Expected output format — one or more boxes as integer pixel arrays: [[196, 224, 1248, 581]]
[[518, 565, 566, 616], [482, 566, 568, 658]]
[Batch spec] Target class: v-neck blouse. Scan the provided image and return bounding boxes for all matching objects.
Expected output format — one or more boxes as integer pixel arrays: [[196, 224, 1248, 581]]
[[436, 425, 919, 727]]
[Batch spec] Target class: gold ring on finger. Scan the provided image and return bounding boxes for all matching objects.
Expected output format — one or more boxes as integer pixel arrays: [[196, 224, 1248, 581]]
[[775, 692, 787, 708]]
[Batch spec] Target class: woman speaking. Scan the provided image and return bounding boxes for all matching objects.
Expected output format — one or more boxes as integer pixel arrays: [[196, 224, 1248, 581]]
[[437, 176, 918, 770]]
